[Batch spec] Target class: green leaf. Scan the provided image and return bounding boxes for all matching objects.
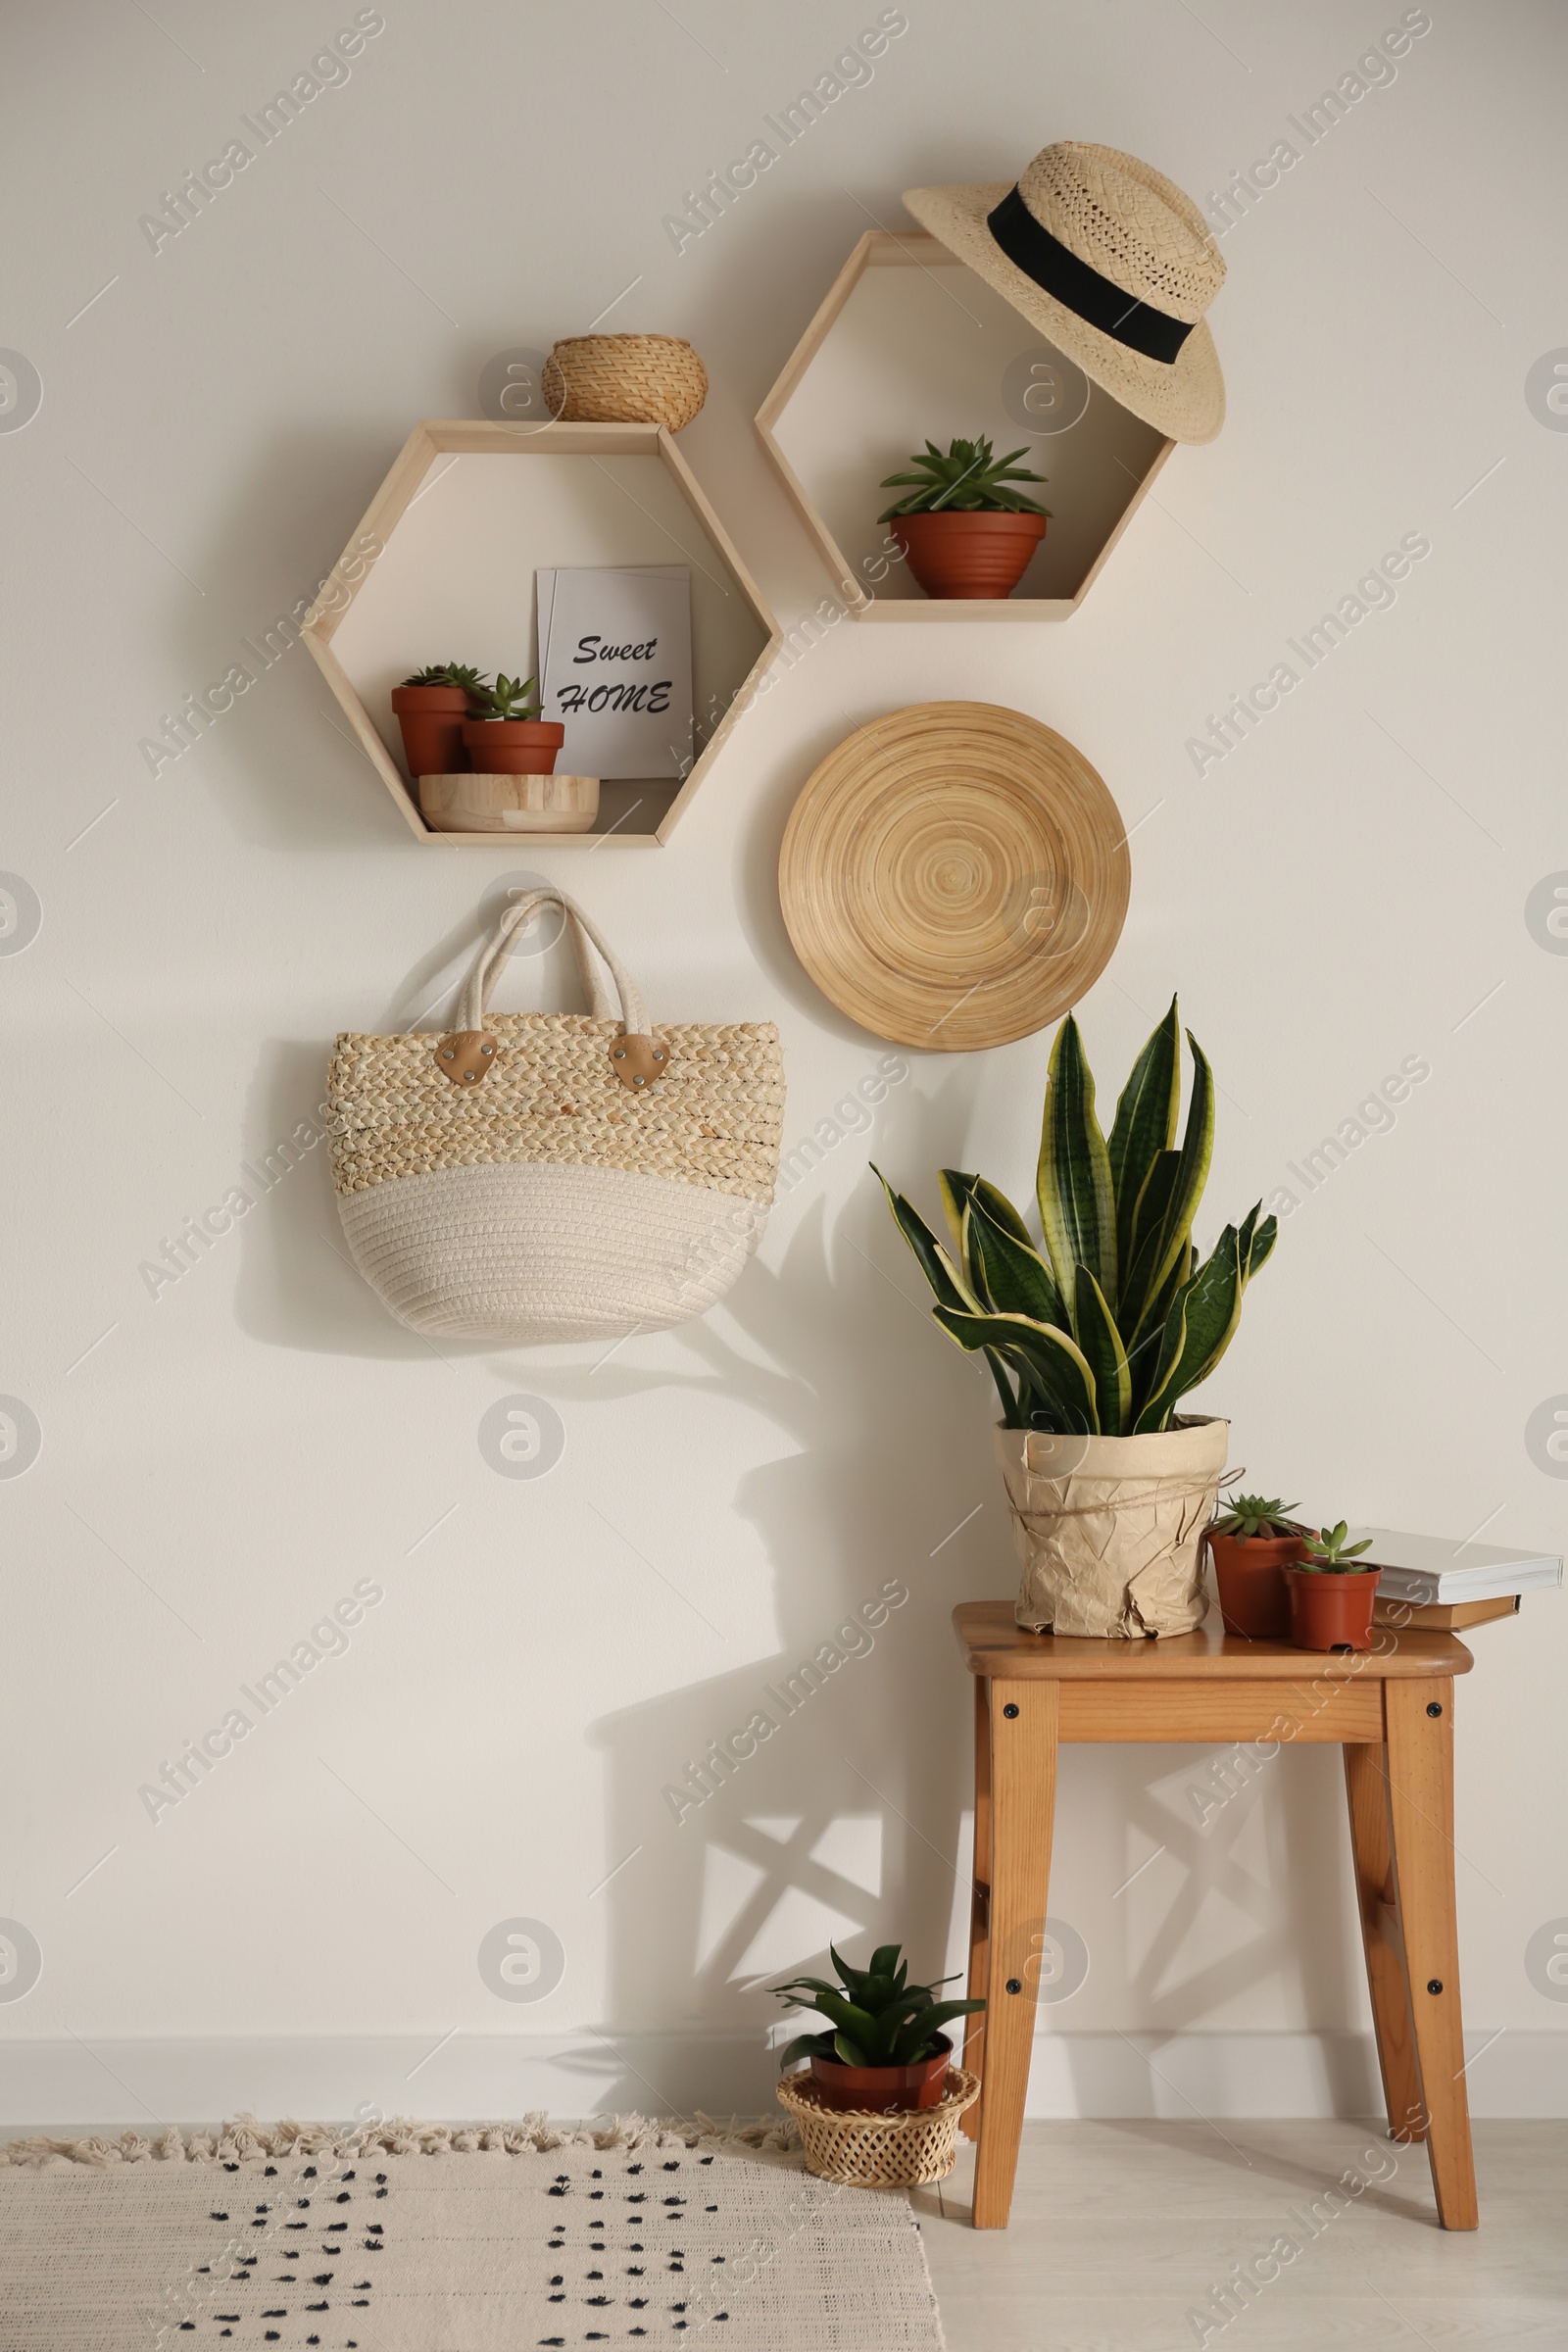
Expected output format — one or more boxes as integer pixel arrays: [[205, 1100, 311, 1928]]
[[777, 2031, 836, 2072], [1128, 1034, 1214, 1340], [1247, 1210, 1278, 1281], [941, 1171, 1033, 1250], [834, 2032, 870, 2067], [1134, 1224, 1244, 1432], [889, 1997, 987, 2065], [933, 1306, 1098, 1435], [966, 1198, 1067, 1329], [1072, 1267, 1133, 1435], [866, 1942, 903, 1984], [1106, 999, 1181, 1293], [810, 1993, 881, 2042], [874, 1171, 979, 1315], [828, 1945, 870, 1993], [1037, 1013, 1117, 1304], [1126, 1239, 1194, 1412], [1132, 1284, 1189, 1434]]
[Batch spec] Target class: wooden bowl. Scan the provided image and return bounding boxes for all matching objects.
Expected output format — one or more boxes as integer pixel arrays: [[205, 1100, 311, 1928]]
[[417, 773, 600, 834]]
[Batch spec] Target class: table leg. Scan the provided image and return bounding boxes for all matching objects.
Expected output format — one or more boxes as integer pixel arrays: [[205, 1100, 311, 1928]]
[[1385, 1676, 1478, 2230], [973, 1676, 1057, 2230], [1344, 1741, 1426, 2145], [960, 1677, 990, 2143]]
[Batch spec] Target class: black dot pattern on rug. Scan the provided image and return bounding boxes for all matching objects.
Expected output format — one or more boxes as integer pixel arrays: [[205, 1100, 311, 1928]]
[[179, 2159, 377, 2348], [533, 2149, 765, 2346]]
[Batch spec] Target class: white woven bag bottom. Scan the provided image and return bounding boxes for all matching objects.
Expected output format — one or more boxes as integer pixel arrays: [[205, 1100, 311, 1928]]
[[337, 1159, 767, 1342]]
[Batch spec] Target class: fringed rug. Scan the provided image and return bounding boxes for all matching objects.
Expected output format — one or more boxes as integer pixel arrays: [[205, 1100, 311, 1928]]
[[0, 2114, 946, 2351]]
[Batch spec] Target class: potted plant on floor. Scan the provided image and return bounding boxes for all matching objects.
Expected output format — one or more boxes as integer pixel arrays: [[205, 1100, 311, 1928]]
[[773, 1942, 984, 2114], [876, 998, 1278, 1638], [878, 433, 1051, 599], [1206, 1493, 1307, 1640], [1284, 1522, 1378, 1652], [462, 672, 566, 775], [390, 662, 489, 778]]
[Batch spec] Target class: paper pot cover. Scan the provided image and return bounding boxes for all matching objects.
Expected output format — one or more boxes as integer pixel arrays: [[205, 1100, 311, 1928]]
[[999, 1415, 1228, 1639]]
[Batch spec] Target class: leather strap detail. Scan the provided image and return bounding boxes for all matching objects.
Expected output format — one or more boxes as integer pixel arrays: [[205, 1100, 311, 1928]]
[[435, 1031, 500, 1085]]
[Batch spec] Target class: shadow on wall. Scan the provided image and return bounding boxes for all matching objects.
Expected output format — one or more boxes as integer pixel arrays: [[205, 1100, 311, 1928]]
[[564, 1178, 1010, 2116]]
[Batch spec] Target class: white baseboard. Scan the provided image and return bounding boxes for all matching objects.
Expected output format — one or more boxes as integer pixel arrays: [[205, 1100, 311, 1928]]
[[1, 2030, 1563, 2132]]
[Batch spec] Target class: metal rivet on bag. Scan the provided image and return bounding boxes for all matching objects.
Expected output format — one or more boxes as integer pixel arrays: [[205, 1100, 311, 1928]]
[[441, 1049, 455, 1060], [613, 1048, 625, 1059], [1427, 1980, 1443, 1995], [481, 1043, 494, 1056], [465, 1071, 479, 1082], [1005, 1978, 1022, 1994], [633, 1075, 646, 1086], [1003, 1702, 1019, 1719], [1426, 1701, 1443, 1717]]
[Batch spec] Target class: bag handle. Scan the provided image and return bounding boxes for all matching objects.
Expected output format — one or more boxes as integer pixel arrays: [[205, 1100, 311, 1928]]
[[440, 887, 667, 1093], [458, 887, 648, 1034]]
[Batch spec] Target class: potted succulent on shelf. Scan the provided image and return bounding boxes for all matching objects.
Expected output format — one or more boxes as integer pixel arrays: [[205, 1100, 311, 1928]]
[[773, 1942, 984, 2113], [1206, 1493, 1307, 1640], [390, 662, 489, 779], [878, 433, 1051, 600], [461, 672, 566, 776], [877, 999, 1278, 1639], [1284, 1522, 1378, 1652]]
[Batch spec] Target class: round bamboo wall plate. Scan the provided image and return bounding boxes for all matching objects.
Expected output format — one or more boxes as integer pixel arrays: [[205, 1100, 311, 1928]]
[[778, 702, 1129, 1051]]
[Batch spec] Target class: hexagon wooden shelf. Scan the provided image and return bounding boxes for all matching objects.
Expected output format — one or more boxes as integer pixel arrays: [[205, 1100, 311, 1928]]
[[303, 420, 780, 845], [756, 231, 1175, 620]]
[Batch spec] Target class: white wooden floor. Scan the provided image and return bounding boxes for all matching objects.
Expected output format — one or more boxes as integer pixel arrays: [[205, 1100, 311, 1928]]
[[913, 2121, 1568, 2348]]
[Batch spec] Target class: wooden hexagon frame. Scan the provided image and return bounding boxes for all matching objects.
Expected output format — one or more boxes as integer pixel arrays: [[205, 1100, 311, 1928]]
[[303, 420, 780, 846], [756, 232, 1175, 621]]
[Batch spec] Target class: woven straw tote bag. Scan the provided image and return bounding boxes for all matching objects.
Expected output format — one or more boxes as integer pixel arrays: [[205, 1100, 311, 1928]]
[[327, 888, 785, 1343]]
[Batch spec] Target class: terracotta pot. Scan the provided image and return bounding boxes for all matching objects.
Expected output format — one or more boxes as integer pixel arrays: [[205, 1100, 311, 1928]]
[[890, 511, 1048, 600], [463, 719, 565, 776], [1284, 1567, 1381, 1652], [391, 683, 471, 779], [808, 2034, 953, 2114], [1207, 1531, 1305, 1641]]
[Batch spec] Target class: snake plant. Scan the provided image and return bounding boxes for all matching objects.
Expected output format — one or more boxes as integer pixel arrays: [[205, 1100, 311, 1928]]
[[772, 1943, 984, 2073], [878, 434, 1051, 520], [875, 1000, 1276, 1437]]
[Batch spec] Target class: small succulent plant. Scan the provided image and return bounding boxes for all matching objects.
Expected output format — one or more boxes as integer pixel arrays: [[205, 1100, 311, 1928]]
[[1297, 1521, 1374, 1574], [1212, 1494, 1303, 1542], [401, 662, 492, 695], [878, 434, 1051, 520], [470, 671, 542, 721], [772, 1942, 984, 2073]]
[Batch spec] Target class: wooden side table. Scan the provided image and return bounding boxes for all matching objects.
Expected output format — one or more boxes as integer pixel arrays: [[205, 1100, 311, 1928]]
[[953, 1602, 1479, 2231]]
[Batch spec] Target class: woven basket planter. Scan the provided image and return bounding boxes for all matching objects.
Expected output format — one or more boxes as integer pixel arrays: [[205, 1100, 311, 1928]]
[[543, 335, 708, 431], [776, 2067, 979, 2188]]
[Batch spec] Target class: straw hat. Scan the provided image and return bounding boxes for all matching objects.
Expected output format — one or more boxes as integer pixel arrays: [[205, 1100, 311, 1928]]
[[904, 141, 1226, 444]]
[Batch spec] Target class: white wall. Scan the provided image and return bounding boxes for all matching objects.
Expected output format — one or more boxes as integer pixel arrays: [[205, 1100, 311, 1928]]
[[2, 0, 1565, 2129]]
